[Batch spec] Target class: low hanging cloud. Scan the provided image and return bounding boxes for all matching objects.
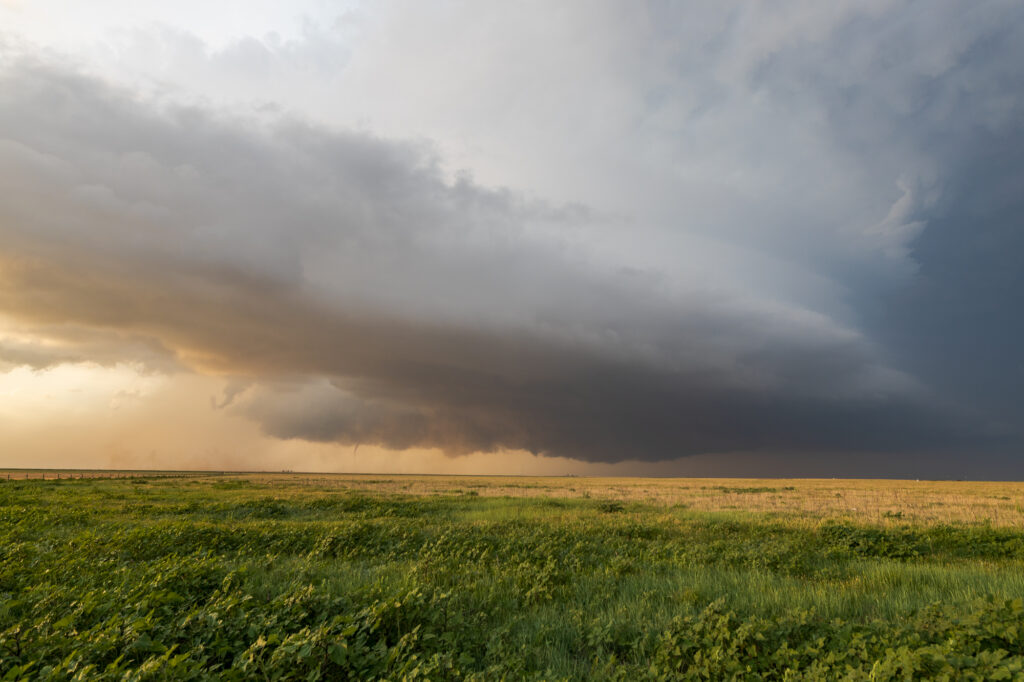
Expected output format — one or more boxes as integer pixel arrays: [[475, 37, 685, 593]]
[[1, 0, 1022, 469]]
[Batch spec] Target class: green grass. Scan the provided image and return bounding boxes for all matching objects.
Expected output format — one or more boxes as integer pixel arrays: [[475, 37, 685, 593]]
[[2, 476, 1024, 679]]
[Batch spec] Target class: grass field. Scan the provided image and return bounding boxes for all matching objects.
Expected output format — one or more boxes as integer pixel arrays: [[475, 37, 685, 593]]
[[2, 473, 1024, 679]]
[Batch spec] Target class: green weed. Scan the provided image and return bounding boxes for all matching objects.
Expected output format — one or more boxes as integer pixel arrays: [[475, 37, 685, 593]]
[[2, 478, 1023, 679]]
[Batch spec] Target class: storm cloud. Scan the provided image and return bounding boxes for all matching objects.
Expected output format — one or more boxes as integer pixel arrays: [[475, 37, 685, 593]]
[[1, 1, 1022, 472]]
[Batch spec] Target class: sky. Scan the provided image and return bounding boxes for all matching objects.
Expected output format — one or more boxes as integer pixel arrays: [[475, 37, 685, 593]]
[[1, 1, 1022, 478]]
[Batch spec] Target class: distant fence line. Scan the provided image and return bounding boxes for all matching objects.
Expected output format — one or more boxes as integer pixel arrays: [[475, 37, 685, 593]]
[[1, 471, 230, 481]]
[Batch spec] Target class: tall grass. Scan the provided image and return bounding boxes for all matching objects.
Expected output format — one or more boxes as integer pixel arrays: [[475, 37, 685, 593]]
[[2, 476, 1024, 679]]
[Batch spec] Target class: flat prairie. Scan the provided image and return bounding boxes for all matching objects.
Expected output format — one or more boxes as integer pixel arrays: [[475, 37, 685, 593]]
[[2, 473, 1023, 679], [234, 473, 1024, 527]]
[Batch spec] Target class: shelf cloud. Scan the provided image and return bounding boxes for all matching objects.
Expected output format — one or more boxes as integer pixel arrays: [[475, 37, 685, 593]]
[[1, 1, 1022, 473]]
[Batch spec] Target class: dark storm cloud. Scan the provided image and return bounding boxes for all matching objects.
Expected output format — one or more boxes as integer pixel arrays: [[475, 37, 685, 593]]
[[784, 4, 1024, 450], [0, 12, 1018, 467], [862, 130, 1024, 439]]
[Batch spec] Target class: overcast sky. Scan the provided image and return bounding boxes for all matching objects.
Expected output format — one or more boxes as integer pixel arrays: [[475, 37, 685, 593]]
[[1, 1, 1022, 477]]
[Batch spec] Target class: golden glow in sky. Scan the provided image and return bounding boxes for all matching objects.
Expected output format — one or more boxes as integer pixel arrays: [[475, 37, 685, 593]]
[[0, 356, 680, 474], [2, 2, 1022, 478]]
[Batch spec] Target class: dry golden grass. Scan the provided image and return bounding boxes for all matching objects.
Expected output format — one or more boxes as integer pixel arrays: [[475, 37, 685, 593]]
[[7, 469, 1024, 527], [235, 473, 1024, 527]]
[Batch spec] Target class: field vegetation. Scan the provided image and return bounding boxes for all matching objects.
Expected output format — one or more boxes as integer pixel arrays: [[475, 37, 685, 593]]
[[2, 473, 1024, 679]]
